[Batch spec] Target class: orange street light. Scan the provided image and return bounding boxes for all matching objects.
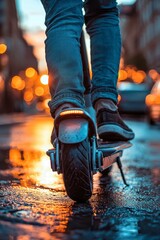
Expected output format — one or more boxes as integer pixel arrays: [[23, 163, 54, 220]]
[[11, 76, 25, 90], [0, 43, 7, 54], [40, 74, 49, 85], [25, 67, 37, 78], [35, 86, 44, 96], [24, 90, 34, 102]]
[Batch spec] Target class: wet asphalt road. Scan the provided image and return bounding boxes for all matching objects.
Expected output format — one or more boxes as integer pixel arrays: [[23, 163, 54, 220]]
[[0, 113, 159, 240]]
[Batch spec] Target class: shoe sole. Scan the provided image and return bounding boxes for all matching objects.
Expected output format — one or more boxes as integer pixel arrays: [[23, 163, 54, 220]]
[[98, 124, 135, 141]]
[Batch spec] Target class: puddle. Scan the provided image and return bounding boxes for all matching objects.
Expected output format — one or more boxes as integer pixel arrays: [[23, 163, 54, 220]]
[[0, 147, 63, 190]]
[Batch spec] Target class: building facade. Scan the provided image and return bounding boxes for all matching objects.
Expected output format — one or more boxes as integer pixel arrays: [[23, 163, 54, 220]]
[[120, 0, 160, 72], [0, 0, 38, 113]]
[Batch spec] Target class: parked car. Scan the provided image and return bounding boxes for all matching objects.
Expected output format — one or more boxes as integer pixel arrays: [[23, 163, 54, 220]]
[[118, 82, 150, 113], [145, 80, 160, 125]]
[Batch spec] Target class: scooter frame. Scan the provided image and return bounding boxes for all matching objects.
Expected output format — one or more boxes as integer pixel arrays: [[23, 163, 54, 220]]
[[47, 30, 131, 186]]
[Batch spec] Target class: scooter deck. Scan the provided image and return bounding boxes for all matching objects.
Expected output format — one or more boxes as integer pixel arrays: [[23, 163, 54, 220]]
[[98, 140, 132, 157], [98, 141, 132, 172]]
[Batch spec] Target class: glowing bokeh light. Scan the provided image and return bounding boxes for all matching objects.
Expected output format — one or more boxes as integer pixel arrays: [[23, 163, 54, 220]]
[[0, 43, 7, 54], [148, 69, 159, 81], [11, 76, 25, 90], [118, 69, 128, 81], [40, 74, 49, 85], [25, 67, 37, 78], [35, 86, 44, 96], [24, 90, 34, 102]]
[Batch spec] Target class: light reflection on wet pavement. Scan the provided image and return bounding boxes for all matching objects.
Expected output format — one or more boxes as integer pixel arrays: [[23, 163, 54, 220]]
[[0, 114, 160, 239]]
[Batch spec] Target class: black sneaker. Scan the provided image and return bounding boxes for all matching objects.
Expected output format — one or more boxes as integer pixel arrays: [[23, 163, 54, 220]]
[[97, 108, 135, 141]]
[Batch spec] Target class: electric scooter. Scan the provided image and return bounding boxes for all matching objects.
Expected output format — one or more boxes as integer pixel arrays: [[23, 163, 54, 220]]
[[47, 30, 132, 202]]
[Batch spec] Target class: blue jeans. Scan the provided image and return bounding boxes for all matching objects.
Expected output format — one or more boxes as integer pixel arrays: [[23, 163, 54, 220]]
[[40, 0, 121, 117]]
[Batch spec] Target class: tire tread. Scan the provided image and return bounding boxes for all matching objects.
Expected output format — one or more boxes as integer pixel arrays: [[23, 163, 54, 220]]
[[61, 138, 92, 202]]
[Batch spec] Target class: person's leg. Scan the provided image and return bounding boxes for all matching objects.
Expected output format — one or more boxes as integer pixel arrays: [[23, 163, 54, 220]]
[[84, 0, 134, 140], [84, 0, 120, 105], [41, 0, 85, 118]]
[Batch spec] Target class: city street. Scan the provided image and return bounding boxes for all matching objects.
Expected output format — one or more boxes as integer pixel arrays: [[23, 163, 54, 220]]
[[0, 0, 160, 239], [0, 113, 159, 239]]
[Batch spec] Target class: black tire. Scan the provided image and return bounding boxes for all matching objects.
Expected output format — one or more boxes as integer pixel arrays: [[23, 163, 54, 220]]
[[61, 138, 93, 202]]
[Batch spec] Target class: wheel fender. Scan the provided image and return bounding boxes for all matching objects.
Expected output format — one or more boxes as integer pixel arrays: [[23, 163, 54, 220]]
[[58, 118, 88, 144]]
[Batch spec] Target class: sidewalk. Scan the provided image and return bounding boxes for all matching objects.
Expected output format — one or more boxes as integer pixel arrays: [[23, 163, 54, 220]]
[[0, 112, 51, 126], [0, 113, 28, 126]]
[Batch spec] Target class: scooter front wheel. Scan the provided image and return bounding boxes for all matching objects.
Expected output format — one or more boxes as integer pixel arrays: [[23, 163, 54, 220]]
[[61, 138, 93, 202]]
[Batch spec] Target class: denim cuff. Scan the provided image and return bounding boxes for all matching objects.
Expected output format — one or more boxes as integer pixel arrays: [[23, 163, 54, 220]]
[[91, 88, 118, 107]]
